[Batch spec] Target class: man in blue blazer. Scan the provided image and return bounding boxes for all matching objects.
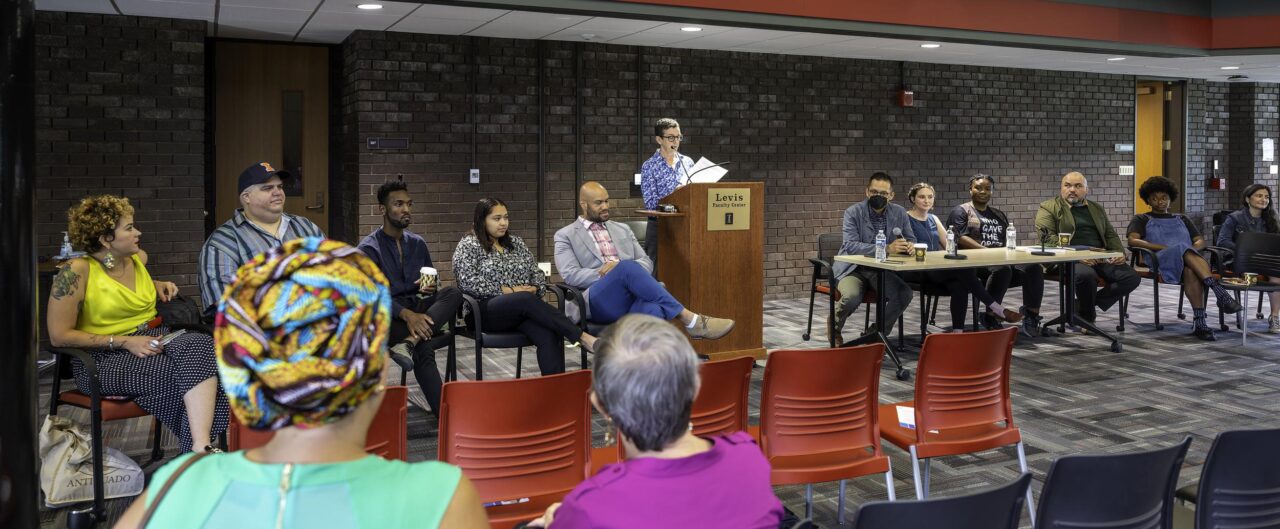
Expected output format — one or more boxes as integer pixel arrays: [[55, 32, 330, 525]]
[[830, 172, 916, 345], [554, 181, 734, 339]]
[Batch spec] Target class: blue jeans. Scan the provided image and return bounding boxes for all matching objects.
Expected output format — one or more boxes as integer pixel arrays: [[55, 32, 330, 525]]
[[587, 260, 684, 323]]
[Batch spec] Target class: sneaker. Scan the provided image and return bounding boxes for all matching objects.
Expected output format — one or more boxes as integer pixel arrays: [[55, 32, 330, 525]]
[[1269, 316, 1280, 334], [1218, 296, 1243, 314], [827, 313, 845, 346], [390, 341, 413, 360], [1019, 308, 1041, 338], [688, 315, 735, 340], [1192, 326, 1218, 341], [861, 322, 879, 337]]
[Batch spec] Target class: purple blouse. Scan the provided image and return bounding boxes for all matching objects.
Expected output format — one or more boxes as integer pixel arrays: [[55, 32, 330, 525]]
[[550, 431, 783, 529]]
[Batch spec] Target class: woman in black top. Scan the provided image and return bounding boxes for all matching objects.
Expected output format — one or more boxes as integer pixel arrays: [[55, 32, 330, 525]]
[[1213, 183, 1280, 332]]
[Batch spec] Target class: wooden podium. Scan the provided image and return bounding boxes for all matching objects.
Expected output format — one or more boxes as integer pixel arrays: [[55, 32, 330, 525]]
[[643, 182, 764, 360]]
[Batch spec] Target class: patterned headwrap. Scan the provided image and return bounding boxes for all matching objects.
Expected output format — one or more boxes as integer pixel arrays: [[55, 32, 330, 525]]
[[214, 237, 391, 431]]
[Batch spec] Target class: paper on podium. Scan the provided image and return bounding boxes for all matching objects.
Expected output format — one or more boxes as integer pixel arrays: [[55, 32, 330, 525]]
[[688, 157, 728, 183]]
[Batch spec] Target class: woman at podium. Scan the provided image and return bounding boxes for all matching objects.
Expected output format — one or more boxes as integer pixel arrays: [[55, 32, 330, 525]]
[[639, 117, 695, 260]]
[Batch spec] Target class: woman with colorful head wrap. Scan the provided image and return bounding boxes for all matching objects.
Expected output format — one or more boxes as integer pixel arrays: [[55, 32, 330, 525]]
[[117, 238, 487, 529]]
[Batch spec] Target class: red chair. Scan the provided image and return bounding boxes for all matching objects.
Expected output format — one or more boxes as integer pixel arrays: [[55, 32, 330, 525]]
[[226, 385, 409, 461], [877, 327, 1035, 525], [439, 370, 593, 529], [761, 344, 896, 525]]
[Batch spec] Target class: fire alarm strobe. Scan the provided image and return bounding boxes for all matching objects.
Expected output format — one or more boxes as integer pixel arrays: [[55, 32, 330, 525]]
[[899, 89, 915, 108]]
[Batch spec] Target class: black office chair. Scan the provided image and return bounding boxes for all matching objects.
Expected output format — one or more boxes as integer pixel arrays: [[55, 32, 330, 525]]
[[804, 232, 904, 347], [456, 288, 565, 380], [851, 473, 1031, 529], [1204, 211, 1269, 327], [1217, 232, 1280, 344], [1034, 436, 1191, 529], [1178, 428, 1280, 529]]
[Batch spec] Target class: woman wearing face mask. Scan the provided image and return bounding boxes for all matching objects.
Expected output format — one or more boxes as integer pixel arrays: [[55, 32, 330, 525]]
[[1127, 176, 1242, 340], [900, 183, 1020, 332], [46, 195, 229, 453], [1214, 183, 1280, 333], [452, 198, 598, 375]]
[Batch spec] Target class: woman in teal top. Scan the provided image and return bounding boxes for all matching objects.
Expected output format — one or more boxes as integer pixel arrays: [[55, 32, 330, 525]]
[[115, 238, 487, 529]]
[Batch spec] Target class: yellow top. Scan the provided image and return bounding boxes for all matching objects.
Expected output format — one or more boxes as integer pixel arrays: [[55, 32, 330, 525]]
[[76, 254, 158, 336]]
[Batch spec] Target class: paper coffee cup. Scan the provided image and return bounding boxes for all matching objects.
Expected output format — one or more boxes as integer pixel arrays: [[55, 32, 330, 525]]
[[538, 262, 552, 277], [1058, 233, 1072, 247], [913, 243, 927, 262], [417, 266, 438, 292]]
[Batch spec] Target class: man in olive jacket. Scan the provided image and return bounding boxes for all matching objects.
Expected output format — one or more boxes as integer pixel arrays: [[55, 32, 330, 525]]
[[1035, 171, 1140, 325]]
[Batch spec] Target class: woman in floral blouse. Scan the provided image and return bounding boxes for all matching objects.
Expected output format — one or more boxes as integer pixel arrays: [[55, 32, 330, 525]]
[[453, 198, 598, 375]]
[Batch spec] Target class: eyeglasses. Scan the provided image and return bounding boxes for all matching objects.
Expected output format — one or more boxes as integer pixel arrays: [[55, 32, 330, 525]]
[[661, 135, 685, 142], [867, 190, 892, 197]]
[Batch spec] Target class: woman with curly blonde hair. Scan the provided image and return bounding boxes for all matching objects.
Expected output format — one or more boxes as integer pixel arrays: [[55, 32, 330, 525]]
[[47, 195, 228, 453]]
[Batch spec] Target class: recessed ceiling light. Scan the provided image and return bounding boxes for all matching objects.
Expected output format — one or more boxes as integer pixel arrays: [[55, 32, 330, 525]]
[[681, 26, 702, 32], [1221, 65, 1240, 70], [1107, 57, 1126, 61], [357, 3, 382, 9], [920, 43, 941, 48]]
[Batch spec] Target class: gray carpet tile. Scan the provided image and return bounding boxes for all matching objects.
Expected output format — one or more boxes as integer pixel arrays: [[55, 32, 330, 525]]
[[36, 279, 1279, 528]]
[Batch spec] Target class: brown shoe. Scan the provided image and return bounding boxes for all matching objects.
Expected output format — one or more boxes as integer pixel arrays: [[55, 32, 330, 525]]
[[988, 309, 1024, 324], [827, 313, 844, 346], [688, 314, 735, 340]]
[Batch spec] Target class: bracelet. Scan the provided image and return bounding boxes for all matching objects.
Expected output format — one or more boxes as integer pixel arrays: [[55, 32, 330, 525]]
[[107, 335, 115, 350]]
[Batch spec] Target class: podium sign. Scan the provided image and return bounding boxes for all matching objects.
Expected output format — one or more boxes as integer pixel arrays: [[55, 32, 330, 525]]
[[707, 188, 751, 231]]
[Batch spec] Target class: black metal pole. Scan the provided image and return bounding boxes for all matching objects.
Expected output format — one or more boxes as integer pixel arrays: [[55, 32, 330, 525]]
[[0, 0, 40, 527], [536, 40, 545, 260], [574, 42, 583, 193]]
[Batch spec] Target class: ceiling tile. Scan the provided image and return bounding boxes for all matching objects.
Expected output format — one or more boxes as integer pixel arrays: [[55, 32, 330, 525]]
[[221, 0, 318, 9], [36, 0, 117, 14], [318, 0, 418, 17], [465, 11, 589, 39], [409, 4, 509, 21], [389, 16, 488, 35], [114, 0, 214, 21]]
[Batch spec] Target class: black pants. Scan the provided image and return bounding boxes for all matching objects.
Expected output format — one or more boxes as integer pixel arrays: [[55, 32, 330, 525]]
[[480, 291, 583, 375], [984, 264, 1045, 310], [389, 286, 463, 415], [1074, 262, 1141, 322], [902, 269, 997, 330], [645, 216, 659, 273]]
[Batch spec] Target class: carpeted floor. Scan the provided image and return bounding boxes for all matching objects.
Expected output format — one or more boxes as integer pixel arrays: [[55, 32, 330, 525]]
[[37, 280, 1278, 528]]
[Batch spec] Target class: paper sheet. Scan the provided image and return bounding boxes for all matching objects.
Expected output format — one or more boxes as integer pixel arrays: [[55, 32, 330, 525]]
[[896, 405, 916, 429], [688, 157, 728, 183]]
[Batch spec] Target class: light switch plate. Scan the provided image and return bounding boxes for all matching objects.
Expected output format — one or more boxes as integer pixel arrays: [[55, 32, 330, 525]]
[[469, 169, 480, 184], [634, 173, 642, 186], [1119, 165, 1135, 176], [1272, 165, 1278, 175]]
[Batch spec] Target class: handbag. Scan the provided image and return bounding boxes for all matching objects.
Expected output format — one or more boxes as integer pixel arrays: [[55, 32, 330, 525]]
[[137, 452, 210, 528], [156, 294, 203, 327], [38, 415, 144, 507]]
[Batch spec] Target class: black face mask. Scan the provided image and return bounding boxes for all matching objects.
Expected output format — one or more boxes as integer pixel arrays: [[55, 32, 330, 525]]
[[868, 195, 888, 210]]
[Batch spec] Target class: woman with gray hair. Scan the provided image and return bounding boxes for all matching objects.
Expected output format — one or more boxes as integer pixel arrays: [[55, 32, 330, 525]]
[[527, 314, 783, 529]]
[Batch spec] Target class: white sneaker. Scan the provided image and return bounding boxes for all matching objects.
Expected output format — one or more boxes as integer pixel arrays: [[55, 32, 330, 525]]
[[1269, 316, 1280, 334]]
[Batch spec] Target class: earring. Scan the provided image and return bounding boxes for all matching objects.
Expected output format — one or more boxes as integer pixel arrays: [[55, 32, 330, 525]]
[[603, 416, 617, 446], [101, 252, 116, 270]]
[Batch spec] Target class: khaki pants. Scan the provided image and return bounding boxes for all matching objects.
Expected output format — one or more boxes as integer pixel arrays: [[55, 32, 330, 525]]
[[833, 269, 912, 334]]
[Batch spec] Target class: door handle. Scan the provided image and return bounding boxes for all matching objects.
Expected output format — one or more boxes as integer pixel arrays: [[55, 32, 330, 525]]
[[306, 191, 324, 211]]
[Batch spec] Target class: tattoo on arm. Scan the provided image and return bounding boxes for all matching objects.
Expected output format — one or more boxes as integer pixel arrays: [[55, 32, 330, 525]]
[[52, 267, 80, 300]]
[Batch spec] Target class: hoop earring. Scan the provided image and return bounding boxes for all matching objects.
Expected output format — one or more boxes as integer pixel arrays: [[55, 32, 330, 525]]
[[101, 252, 116, 270]]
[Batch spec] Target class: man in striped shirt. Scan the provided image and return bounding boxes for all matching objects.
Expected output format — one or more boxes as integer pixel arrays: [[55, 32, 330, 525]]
[[198, 162, 324, 318]]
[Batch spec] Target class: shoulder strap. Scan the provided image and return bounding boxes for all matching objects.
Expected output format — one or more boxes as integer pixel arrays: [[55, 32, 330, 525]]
[[138, 452, 212, 528]]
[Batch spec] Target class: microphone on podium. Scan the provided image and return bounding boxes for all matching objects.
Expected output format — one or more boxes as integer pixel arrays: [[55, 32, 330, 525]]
[[1030, 226, 1054, 256]]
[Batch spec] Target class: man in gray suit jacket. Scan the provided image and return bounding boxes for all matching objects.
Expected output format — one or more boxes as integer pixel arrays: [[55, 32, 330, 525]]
[[830, 172, 916, 345], [554, 182, 734, 339]]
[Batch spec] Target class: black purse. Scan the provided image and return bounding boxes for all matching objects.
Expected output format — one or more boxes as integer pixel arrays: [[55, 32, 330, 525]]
[[156, 294, 204, 327]]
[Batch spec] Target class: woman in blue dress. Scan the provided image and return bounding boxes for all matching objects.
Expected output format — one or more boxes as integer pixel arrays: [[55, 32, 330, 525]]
[[1126, 176, 1242, 340]]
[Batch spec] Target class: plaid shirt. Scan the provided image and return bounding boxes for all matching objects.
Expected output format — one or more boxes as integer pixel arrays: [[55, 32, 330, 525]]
[[580, 217, 620, 263], [198, 209, 324, 314]]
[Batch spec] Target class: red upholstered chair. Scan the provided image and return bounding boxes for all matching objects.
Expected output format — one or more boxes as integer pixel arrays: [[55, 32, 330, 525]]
[[225, 385, 409, 461], [877, 327, 1035, 525], [761, 344, 896, 525], [439, 370, 593, 529]]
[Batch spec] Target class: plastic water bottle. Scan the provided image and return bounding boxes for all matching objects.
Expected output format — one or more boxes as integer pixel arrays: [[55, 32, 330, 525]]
[[1005, 223, 1017, 254], [946, 227, 957, 257], [875, 230, 887, 262]]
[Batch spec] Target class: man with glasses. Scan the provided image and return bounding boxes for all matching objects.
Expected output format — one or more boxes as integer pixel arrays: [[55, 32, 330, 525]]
[[830, 172, 916, 345], [1034, 171, 1139, 329], [198, 162, 324, 318], [639, 117, 695, 261]]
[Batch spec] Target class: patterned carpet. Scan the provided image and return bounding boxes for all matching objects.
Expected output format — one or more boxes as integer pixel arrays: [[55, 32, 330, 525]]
[[37, 280, 1279, 528]]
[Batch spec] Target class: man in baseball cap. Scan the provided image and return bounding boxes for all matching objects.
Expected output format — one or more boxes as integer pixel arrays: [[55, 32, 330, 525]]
[[198, 162, 325, 319]]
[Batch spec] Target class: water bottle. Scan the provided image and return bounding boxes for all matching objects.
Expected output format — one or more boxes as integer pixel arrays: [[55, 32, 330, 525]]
[[946, 227, 957, 257], [1005, 223, 1017, 253], [875, 229, 887, 262]]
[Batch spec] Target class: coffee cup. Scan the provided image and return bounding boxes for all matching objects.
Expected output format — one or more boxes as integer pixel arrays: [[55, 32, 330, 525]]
[[1242, 272, 1259, 285], [417, 266, 438, 293], [913, 244, 928, 262], [1058, 233, 1072, 247], [538, 262, 553, 277]]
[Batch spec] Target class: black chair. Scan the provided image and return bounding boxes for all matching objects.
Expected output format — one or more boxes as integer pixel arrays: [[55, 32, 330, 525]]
[[803, 232, 903, 347], [1034, 436, 1192, 529], [1217, 232, 1280, 345], [851, 473, 1031, 529], [457, 288, 573, 380], [1126, 246, 1209, 331], [1203, 210, 1268, 327], [1181, 428, 1280, 529]]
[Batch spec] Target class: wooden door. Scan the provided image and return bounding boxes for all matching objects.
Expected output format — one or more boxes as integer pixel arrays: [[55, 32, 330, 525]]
[[215, 42, 329, 232], [1135, 81, 1165, 215]]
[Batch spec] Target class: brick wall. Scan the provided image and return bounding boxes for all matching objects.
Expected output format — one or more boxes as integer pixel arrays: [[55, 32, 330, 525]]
[[34, 11, 206, 293], [1229, 83, 1280, 208], [1187, 79, 1232, 230], [340, 33, 1140, 299]]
